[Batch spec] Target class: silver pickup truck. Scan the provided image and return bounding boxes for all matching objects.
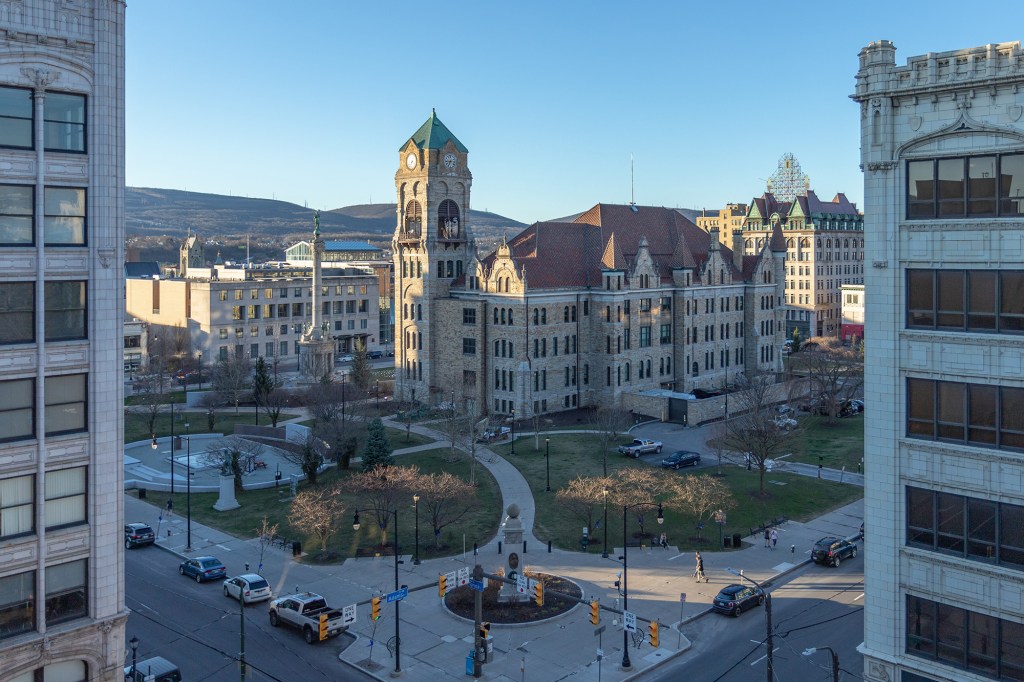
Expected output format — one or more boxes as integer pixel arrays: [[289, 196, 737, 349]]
[[268, 592, 347, 644], [617, 438, 663, 458]]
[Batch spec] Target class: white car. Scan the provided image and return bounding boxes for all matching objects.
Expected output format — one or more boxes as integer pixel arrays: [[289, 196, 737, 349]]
[[223, 574, 272, 604], [773, 416, 798, 429]]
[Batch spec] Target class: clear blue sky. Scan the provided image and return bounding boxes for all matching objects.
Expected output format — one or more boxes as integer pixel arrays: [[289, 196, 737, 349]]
[[126, 1, 1016, 224]]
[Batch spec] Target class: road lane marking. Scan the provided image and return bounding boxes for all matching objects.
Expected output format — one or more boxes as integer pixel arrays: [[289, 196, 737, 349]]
[[855, 592, 865, 601], [750, 647, 780, 666]]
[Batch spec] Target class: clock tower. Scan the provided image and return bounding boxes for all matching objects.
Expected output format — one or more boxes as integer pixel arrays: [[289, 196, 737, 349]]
[[393, 110, 473, 402]]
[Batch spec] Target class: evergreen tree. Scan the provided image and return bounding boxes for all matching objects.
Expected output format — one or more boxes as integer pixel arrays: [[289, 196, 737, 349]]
[[252, 356, 275, 422], [361, 417, 394, 471], [350, 343, 371, 390], [791, 328, 802, 353]]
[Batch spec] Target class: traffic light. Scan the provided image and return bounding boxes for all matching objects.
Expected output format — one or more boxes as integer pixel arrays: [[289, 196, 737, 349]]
[[478, 622, 491, 641], [590, 600, 600, 625], [439, 574, 448, 598], [533, 581, 544, 607], [649, 621, 659, 648], [318, 613, 329, 641], [371, 596, 381, 621]]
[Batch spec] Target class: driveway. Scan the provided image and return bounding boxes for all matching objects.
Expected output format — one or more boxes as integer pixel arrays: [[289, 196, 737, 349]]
[[627, 421, 733, 472]]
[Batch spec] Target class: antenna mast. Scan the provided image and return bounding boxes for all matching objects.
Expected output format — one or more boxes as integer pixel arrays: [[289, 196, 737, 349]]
[[630, 153, 635, 206]]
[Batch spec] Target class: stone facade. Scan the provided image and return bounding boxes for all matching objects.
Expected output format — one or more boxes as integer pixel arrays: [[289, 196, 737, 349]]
[[0, 3, 127, 681], [695, 203, 748, 247], [394, 114, 787, 420], [854, 40, 1024, 682]]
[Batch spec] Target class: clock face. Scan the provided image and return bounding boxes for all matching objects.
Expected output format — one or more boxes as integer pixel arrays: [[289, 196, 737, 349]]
[[443, 153, 457, 169], [406, 153, 417, 169]]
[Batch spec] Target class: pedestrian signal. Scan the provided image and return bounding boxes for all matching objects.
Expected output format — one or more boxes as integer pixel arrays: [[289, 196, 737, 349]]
[[318, 613, 329, 641], [478, 621, 491, 641], [533, 581, 544, 607], [590, 600, 600, 625], [649, 621, 659, 648], [371, 596, 381, 621]]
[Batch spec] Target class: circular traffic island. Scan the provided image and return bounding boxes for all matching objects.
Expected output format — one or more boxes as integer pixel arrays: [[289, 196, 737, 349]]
[[444, 572, 582, 624]]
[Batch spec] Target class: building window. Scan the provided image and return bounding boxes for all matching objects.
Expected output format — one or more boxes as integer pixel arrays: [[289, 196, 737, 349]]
[[0, 474, 34, 539], [639, 326, 651, 348], [44, 187, 86, 245], [45, 466, 86, 530], [0, 282, 34, 344], [45, 559, 87, 626], [44, 374, 86, 436], [44, 281, 86, 341], [0, 184, 33, 245], [907, 154, 1024, 219], [0, 570, 35, 640], [44, 92, 86, 153], [907, 269, 1024, 333], [463, 338, 476, 355], [463, 308, 476, 324], [908, 378, 1024, 451], [0, 85, 33, 149]]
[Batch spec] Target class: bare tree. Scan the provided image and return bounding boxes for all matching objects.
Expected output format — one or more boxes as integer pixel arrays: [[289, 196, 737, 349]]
[[555, 475, 612, 540], [282, 430, 327, 485], [705, 421, 729, 476], [131, 374, 166, 437], [288, 487, 346, 555], [342, 465, 420, 549], [718, 373, 795, 495], [254, 516, 279, 572], [608, 467, 670, 538], [211, 353, 252, 415], [417, 471, 478, 547], [196, 391, 222, 432], [793, 337, 864, 424], [451, 397, 487, 485], [674, 475, 735, 543], [200, 436, 264, 492], [589, 406, 633, 475]]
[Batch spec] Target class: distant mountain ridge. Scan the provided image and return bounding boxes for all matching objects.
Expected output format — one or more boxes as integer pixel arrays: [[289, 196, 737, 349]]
[[127, 187, 527, 244]]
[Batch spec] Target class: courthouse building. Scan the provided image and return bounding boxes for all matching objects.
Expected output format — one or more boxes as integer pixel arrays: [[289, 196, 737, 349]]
[[392, 112, 787, 420], [0, 2, 127, 681], [855, 40, 1024, 682]]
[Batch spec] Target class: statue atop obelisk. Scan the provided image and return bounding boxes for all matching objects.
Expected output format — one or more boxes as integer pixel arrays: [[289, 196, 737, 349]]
[[298, 210, 334, 380]]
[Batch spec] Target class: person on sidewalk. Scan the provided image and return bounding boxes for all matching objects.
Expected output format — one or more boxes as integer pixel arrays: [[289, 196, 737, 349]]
[[660, 532, 668, 549], [694, 551, 708, 583], [165, 498, 173, 518], [764, 528, 770, 548], [771, 528, 779, 550]]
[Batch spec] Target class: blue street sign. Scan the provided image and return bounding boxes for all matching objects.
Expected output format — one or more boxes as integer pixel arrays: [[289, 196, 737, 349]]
[[386, 587, 409, 603], [469, 579, 485, 592]]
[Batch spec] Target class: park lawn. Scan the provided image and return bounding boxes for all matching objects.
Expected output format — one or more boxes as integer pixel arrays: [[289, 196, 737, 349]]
[[139, 448, 502, 562], [124, 411, 300, 444], [786, 413, 865, 472], [492, 434, 862, 553]]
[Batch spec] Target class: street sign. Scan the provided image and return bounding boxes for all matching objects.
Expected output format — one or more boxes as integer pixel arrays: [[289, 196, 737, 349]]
[[469, 579, 485, 592], [445, 570, 457, 589], [593, 625, 606, 636], [516, 575, 528, 594], [596, 648, 604, 658], [623, 610, 637, 632], [680, 592, 687, 604], [385, 587, 408, 603], [458, 567, 470, 586], [342, 603, 357, 625]]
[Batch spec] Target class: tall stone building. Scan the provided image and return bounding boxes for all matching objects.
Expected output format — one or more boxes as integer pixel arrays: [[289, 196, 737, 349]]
[[0, 2, 127, 681], [393, 113, 787, 421], [743, 185, 865, 339], [855, 40, 1024, 682], [695, 203, 748, 247]]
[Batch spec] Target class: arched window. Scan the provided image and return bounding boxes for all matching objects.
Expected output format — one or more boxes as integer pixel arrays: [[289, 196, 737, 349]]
[[533, 309, 539, 325], [493, 309, 498, 324], [437, 199, 460, 239], [508, 310, 514, 325], [404, 200, 422, 237], [571, 306, 577, 322], [692, 362, 699, 376], [501, 309, 506, 324], [541, 308, 547, 324], [645, 359, 651, 377], [564, 306, 569, 323]]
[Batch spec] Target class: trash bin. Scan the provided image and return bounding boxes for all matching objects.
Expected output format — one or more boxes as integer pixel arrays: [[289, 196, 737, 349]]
[[465, 650, 475, 675], [723, 536, 732, 548], [138, 488, 146, 500], [292, 541, 302, 557], [732, 533, 742, 548], [173, 436, 182, 451]]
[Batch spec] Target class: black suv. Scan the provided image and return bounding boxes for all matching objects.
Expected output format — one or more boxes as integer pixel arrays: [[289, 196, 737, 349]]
[[712, 584, 765, 617], [125, 523, 155, 549], [811, 536, 857, 567]]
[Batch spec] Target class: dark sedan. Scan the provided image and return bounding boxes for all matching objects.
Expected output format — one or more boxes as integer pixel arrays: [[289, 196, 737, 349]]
[[178, 556, 227, 583], [660, 451, 702, 469], [712, 584, 765, 617]]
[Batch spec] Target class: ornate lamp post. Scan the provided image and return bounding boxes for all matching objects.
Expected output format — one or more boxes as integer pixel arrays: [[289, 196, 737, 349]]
[[413, 494, 420, 565], [714, 509, 727, 549], [510, 406, 515, 455], [196, 351, 203, 391], [601, 487, 609, 558], [185, 422, 192, 552], [353, 508, 403, 676], [545, 437, 551, 492], [620, 502, 663, 670], [129, 636, 139, 679]]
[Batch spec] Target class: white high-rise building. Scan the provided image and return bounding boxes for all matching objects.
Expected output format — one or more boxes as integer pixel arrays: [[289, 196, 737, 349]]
[[855, 41, 1024, 682], [0, 3, 126, 681]]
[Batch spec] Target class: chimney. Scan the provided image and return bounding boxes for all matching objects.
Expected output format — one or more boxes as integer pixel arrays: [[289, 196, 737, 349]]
[[709, 228, 721, 251], [732, 231, 744, 271]]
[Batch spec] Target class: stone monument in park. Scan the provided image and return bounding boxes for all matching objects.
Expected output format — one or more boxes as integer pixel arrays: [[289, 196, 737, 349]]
[[298, 210, 335, 381], [499, 504, 529, 603]]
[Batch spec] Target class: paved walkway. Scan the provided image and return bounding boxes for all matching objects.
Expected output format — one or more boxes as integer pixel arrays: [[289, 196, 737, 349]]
[[127, 415, 865, 682]]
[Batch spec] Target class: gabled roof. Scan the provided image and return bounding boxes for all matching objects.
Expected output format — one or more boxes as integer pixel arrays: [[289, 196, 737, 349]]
[[124, 262, 161, 279], [402, 110, 468, 153], [601, 233, 627, 270]]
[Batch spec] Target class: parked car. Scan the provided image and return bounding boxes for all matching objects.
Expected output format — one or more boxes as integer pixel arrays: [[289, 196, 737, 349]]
[[773, 416, 798, 429], [811, 536, 858, 567], [337, 354, 355, 363], [617, 439, 663, 458], [860, 522, 865, 540], [660, 451, 701, 469], [178, 556, 227, 583], [269, 592, 348, 644], [477, 426, 511, 443], [223, 574, 272, 604], [124, 656, 182, 682], [840, 399, 865, 417], [775, 405, 795, 416], [712, 584, 765, 617], [124, 523, 155, 549], [367, 350, 384, 359]]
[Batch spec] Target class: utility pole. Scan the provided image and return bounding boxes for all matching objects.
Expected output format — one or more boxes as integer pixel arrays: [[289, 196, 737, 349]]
[[473, 563, 484, 678], [238, 590, 246, 681]]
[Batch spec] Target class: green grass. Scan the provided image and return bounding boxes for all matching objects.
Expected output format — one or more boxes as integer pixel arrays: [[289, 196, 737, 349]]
[[786, 413, 865, 471], [491, 434, 862, 552], [137, 449, 502, 562], [125, 411, 300, 444], [385, 427, 437, 449]]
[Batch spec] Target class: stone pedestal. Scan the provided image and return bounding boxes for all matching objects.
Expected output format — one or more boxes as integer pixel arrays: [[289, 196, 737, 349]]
[[498, 504, 529, 604], [213, 475, 240, 511]]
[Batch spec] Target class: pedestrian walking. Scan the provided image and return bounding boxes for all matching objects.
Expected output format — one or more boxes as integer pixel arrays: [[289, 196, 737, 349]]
[[764, 528, 770, 548], [771, 528, 779, 550], [165, 498, 173, 518], [694, 551, 708, 583], [659, 532, 668, 549]]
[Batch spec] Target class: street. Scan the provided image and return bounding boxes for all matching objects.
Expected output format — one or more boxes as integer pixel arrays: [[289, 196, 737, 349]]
[[646, 559, 864, 681], [125, 547, 371, 682]]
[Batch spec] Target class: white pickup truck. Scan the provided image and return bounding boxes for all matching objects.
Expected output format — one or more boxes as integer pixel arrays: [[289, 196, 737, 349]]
[[617, 438, 663, 458], [268, 592, 347, 644]]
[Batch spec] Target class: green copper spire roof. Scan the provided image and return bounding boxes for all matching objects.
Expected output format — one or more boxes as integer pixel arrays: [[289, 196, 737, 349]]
[[402, 109, 468, 153]]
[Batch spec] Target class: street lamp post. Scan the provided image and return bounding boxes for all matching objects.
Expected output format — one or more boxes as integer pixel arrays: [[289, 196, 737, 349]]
[[510, 407, 515, 455], [601, 487, 609, 558], [802, 646, 840, 682], [727, 567, 773, 682], [185, 422, 192, 552], [376, 379, 380, 413], [413, 494, 420, 566], [545, 437, 550, 492], [353, 508, 404, 676], [129, 636, 139, 679], [714, 509, 727, 549], [620, 502, 663, 670], [197, 351, 203, 391]]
